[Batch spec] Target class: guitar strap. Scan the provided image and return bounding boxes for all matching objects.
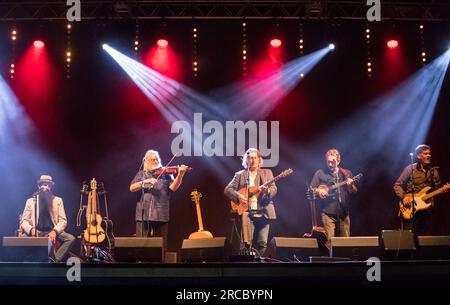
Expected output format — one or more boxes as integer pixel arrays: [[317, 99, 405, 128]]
[[339, 167, 350, 178], [428, 167, 440, 189]]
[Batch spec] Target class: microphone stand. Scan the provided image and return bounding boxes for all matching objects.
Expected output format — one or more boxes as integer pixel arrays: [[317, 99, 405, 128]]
[[335, 170, 342, 237], [244, 164, 252, 255], [33, 193, 38, 237], [408, 153, 416, 231], [139, 159, 145, 238]]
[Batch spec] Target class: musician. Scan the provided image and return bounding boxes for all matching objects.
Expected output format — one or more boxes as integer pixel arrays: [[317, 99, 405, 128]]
[[130, 150, 188, 252], [310, 148, 357, 239], [20, 175, 75, 262], [394, 144, 442, 235], [224, 148, 277, 256]]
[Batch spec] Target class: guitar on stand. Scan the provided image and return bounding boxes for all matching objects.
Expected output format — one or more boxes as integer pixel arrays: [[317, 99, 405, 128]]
[[189, 190, 213, 239], [303, 187, 329, 255], [78, 178, 114, 261]]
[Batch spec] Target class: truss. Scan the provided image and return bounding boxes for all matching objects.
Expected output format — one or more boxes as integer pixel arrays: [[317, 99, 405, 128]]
[[0, 1, 449, 21]]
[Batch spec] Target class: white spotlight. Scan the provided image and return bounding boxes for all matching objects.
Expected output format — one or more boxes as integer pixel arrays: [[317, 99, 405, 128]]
[[102, 43, 108, 50], [329, 43, 335, 50]]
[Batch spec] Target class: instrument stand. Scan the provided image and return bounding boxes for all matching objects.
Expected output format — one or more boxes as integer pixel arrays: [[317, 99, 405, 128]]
[[228, 212, 258, 262], [81, 240, 114, 263], [229, 212, 242, 253], [78, 180, 115, 263]]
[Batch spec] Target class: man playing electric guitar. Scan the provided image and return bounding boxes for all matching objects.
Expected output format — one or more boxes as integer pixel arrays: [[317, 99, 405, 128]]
[[394, 144, 446, 236], [310, 148, 358, 240]]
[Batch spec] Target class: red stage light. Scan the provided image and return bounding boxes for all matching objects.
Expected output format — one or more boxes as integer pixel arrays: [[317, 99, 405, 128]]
[[33, 40, 45, 48], [270, 39, 282, 48], [387, 39, 398, 49], [157, 39, 168, 48]]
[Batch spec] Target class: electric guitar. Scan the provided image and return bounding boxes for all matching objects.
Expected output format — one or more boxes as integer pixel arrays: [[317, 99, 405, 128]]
[[83, 178, 106, 244], [189, 190, 213, 239], [315, 173, 362, 198], [230, 168, 293, 215], [399, 183, 450, 220]]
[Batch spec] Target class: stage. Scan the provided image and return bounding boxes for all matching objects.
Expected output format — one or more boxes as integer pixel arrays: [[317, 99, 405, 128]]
[[0, 260, 449, 285], [1, 4, 450, 297]]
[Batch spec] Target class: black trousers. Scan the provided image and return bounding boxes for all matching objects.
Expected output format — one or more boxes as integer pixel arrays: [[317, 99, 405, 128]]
[[401, 210, 432, 236], [136, 221, 168, 253]]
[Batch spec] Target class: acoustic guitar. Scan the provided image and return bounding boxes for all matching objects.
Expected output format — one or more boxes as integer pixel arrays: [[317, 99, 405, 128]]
[[230, 168, 293, 215], [399, 183, 450, 220], [189, 190, 213, 239], [83, 178, 106, 244]]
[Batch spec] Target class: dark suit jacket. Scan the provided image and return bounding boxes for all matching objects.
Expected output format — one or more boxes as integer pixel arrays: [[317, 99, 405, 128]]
[[224, 168, 277, 219]]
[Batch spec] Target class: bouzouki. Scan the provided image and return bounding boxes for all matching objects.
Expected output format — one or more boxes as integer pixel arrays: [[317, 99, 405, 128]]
[[230, 168, 294, 215], [315, 173, 363, 198], [189, 190, 213, 239], [84, 178, 106, 244], [399, 183, 450, 220]]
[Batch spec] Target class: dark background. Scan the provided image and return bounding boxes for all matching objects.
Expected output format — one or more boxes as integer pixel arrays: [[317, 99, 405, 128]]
[[0, 19, 449, 253]]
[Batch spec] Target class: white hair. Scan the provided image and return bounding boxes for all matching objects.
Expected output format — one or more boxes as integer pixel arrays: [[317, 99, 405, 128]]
[[143, 150, 162, 170]]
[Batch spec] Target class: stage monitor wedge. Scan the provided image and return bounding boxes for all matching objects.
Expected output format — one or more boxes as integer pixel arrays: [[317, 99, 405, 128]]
[[113, 237, 163, 263], [181, 237, 226, 262], [264, 237, 319, 261], [381, 230, 416, 260], [330, 236, 380, 261], [418, 236, 450, 260], [1, 237, 50, 262]]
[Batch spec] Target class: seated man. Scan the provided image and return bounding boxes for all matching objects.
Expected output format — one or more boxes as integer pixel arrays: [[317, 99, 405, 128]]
[[20, 175, 75, 262]]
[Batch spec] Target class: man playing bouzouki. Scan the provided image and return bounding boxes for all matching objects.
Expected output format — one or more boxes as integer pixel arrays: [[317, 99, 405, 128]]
[[224, 148, 277, 256], [394, 144, 447, 236], [310, 148, 357, 240]]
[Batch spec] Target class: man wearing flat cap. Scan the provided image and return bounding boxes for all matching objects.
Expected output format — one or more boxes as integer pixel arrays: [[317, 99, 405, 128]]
[[20, 175, 75, 262]]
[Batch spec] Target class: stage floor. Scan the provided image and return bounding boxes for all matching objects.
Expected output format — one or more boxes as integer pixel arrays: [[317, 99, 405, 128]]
[[0, 260, 449, 285]]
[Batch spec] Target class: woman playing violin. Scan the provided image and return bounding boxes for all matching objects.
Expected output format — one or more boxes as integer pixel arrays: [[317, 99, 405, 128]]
[[130, 150, 189, 254]]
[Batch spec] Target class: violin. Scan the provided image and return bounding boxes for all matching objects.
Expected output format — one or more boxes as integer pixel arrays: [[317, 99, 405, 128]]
[[150, 165, 192, 175]]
